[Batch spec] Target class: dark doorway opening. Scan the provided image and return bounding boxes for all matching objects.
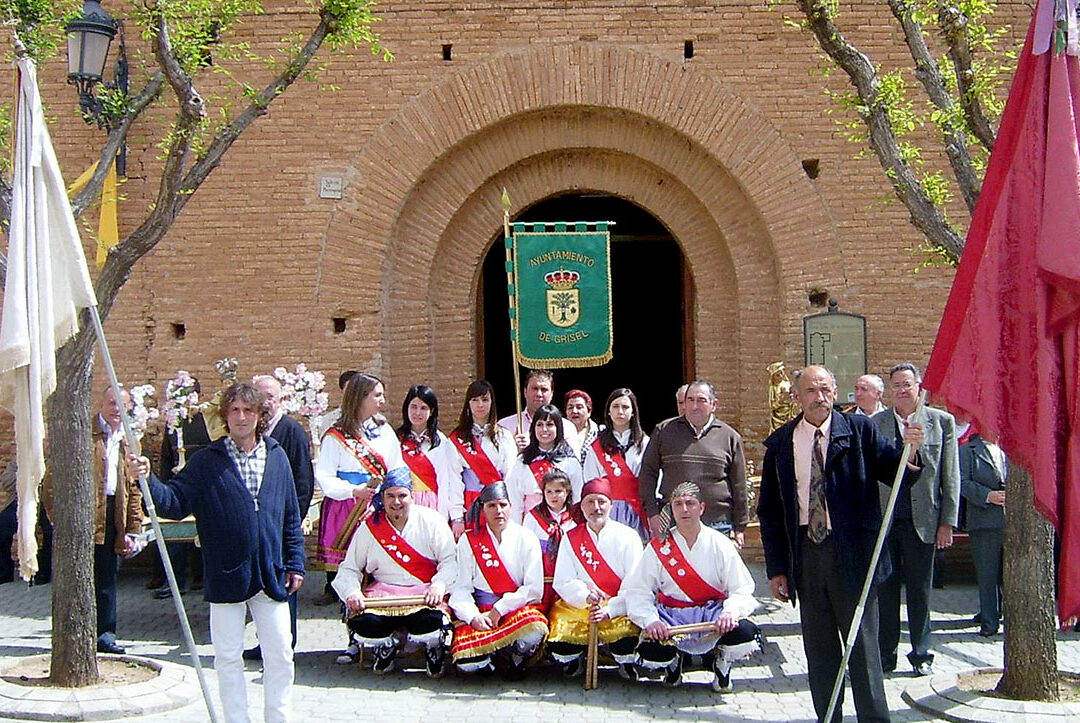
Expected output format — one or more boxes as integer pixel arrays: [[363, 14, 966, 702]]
[[479, 194, 692, 432]]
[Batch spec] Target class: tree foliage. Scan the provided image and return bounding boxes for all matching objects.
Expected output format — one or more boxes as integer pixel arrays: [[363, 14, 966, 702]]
[[0, 0, 389, 687]]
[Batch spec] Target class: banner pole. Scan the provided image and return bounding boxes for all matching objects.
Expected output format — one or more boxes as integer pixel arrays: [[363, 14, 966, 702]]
[[823, 389, 927, 722], [501, 189, 524, 436], [87, 305, 221, 723]]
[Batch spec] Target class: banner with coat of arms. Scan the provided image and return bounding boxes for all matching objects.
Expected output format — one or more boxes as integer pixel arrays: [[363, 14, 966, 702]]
[[510, 222, 613, 368]]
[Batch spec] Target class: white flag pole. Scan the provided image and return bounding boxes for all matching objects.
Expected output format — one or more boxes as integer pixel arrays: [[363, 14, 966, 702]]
[[87, 305, 220, 723], [823, 389, 927, 722]]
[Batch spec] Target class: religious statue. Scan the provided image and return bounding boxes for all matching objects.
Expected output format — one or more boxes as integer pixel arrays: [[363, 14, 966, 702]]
[[767, 362, 799, 433]]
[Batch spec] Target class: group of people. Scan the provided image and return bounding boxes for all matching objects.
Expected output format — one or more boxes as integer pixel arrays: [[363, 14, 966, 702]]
[[73, 359, 992, 723]]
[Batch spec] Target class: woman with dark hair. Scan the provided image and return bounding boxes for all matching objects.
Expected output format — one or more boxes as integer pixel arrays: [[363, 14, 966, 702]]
[[314, 372, 410, 664], [583, 388, 650, 540], [448, 380, 517, 539], [505, 405, 584, 522], [521, 469, 578, 611], [396, 384, 460, 520]]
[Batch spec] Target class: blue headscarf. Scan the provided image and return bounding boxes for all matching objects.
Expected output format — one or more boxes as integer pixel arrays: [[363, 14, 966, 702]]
[[371, 466, 413, 522]]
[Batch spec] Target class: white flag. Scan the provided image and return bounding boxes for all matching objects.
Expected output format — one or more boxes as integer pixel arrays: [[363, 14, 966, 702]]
[[0, 57, 98, 581]]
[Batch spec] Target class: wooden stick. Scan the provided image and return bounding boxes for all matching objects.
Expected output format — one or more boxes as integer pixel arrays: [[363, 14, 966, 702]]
[[661, 621, 719, 637], [585, 619, 599, 690], [362, 595, 431, 608]]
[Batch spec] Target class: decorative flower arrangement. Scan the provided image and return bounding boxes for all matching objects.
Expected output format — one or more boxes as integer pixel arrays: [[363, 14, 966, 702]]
[[127, 384, 160, 439], [162, 370, 200, 431], [272, 363, 329, 420]]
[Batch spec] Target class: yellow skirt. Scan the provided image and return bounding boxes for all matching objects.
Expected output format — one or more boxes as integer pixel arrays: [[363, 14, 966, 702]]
[[547, 598, 639, 645]]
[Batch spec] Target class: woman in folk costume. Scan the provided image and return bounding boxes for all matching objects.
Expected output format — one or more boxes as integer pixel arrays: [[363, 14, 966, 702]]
[[447, 379, 517, 539], [315, 372, 410, 664], [582, 388, 651, 540], [449, 482, 548, 679], [505, 405, 585, 522], [564, 389, 601, 465], [396, 385, 461, 520], [521, 469, 579, 611]]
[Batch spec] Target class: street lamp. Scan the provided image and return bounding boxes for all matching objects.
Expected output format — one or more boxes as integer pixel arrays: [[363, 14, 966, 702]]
[[65, 0, 128, 170]]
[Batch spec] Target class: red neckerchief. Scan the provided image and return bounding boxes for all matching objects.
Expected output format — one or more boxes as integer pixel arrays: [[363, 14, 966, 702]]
[[325, 426, 388, 478], [400, 436, 439, 492], [466, 528, 519, 595], [449, 430, 503, 485], [566, 524, 622, 598], [365, 515, 438, 583], [649, 535, 726, 604]]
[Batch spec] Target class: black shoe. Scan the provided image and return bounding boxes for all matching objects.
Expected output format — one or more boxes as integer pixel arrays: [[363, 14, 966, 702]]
[[617, 662, 638, 681], [978, 627, 998, 637], [913, 661, 933, 676], [881, 658, 896, 674], [661, 656, 684, 688], [372, 644, 397, 675], [503, 661, 528, 681], [561, 657, 584, 678], [97, 639, 126, 655], [424, 647, 447, 679], [711, 668, 732, 692], [153, 584, 185, 599], [243, 646, 262, 661]]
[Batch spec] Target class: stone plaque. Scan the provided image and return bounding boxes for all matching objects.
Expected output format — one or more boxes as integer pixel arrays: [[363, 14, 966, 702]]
[[803, 307, 867, 401], [319, 175, 343, 199]]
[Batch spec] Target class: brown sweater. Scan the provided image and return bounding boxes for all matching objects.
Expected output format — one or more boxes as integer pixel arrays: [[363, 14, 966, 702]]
[[637, 416, 748, 529]]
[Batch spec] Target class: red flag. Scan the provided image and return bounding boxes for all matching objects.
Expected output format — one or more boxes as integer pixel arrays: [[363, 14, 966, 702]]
[[923, 0, 1080, 622]]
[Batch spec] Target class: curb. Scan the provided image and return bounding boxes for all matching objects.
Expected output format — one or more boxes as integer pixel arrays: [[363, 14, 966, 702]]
[[0, 654, 202, 721], [903, 667, 1080, 723]]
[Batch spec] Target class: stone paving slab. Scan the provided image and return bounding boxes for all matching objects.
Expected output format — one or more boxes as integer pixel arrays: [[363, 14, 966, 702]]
[[903, 667, 1080, 723], [2, 562, 1079, 721]]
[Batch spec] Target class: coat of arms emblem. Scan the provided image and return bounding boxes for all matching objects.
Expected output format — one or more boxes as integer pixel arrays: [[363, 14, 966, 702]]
[[544, 268, 580, 328]]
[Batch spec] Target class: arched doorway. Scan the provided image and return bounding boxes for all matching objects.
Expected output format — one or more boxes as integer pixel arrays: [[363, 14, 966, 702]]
[[479, 194, 692, 431]]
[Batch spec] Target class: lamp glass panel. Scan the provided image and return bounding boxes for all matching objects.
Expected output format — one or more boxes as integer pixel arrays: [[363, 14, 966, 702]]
[[81, 32, 113, 79]]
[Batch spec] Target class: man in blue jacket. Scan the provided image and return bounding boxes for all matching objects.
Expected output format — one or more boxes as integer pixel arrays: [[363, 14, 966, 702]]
[[129, 382, 305, 723], [757, 366, 923, 723]]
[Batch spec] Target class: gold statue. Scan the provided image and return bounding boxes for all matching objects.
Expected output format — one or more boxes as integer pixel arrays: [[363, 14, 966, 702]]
[[767, 362, 799, 432], [200, 357, 240, 441]]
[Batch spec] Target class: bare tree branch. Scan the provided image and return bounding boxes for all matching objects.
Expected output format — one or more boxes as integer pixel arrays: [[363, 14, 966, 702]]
[[795, 0, 966, 261], [888, 0, 980, 213], [940, 2, 997, 153]]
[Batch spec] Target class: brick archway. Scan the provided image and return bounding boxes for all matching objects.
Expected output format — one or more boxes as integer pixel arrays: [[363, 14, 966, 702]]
[[319, 43, 844, 439]]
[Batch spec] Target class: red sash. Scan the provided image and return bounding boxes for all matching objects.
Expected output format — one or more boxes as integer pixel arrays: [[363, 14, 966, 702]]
[[366, 516, 438, 583], [527, 458, 555, 486], [566, 525, 623, 598], [528, 506, 570, 541], [466, 529, 519, 596], [649, 536, 727, 605], [324, 426, 388, 479], [590, 439, 648, 522], [400, 437, 439, 493], [450, 430, 504, 485]]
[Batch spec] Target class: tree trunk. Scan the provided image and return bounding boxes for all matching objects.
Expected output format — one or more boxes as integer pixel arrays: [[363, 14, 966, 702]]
[[47, 334, 98, 686], [997, 461, 1058, 700]]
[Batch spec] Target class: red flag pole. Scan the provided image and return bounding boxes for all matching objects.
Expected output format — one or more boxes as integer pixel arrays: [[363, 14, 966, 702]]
[[824, 390, 927, 722]]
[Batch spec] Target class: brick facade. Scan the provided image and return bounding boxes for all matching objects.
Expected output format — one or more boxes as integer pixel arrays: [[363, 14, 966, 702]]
[[16, 1, 1029, 456]]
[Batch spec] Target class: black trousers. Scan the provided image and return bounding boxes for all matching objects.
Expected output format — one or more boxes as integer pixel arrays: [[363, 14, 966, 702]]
[[94, 498, 119, 639], [347, 608, 445, 642], [877, 518, 935, 668], [548, 635, 639, 660], [969, 527, 1004, 632], [636, 619, 759, 665], [798, 533, 890, 723]]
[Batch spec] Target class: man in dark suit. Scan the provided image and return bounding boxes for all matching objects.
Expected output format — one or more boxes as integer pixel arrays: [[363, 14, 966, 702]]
[[247, 374, 314, 658], [871, 363, 959, 675], [959, 430, 1006, 636], [129, 382, 305, 723], [758, 365, 923, 723]]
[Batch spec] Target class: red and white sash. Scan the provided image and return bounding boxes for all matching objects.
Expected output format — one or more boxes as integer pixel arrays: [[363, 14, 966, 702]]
[[527, 458, 555, 487], [590, 439, 647, 521], [325, 426, 388, 479], [466, 528, 519, 596], [528, 506, 572, 542], [450, 430, 504, 485], [566, 525, 623, 598], [366, 515, 438, 583], [400, 436, 439, 493], [650, 536, 726, 606]]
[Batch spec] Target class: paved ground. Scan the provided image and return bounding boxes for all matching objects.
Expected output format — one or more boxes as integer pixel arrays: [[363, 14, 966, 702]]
[[2, 561, 1078, 722]]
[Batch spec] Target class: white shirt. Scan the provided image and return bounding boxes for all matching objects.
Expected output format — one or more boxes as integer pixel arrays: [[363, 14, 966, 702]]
[[332, 504, 458, 601], [793, 415, 832, 528], [623, 526, 757, 628], [449, 523, 543, 622], [447, 426, 518, 520], [401, 430, 463, 521], [582, 429, 649, 480], [553, 519, 643, 617], [99, 415, 122, 496], [855, 402, 886, 417], [521, 506, 577, 546], [315, 420, 406, 501], [505, 453, 585, 521], [567, 419, 601, 462]]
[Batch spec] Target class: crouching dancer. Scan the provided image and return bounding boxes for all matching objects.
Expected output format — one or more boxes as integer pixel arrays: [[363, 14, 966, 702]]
[[449, 482, 548, 679], [332, 474, 457, 677], [548, 477, 644, 679], [624, 481, 760, 691]]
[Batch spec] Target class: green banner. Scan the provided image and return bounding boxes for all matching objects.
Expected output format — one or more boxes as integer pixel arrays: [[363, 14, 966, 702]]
[[511, 222, 613, 368]]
